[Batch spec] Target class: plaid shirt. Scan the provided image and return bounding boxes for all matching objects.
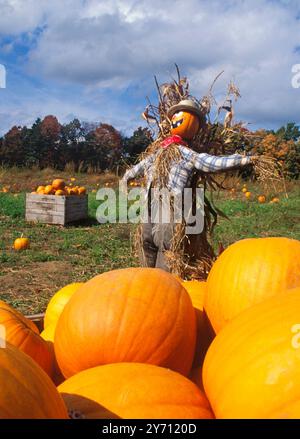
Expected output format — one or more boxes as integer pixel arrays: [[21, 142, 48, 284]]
[[122, 145, 251, 194]]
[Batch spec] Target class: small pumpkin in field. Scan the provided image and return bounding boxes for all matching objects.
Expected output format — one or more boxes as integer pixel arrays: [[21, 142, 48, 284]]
[[271, 197, 280, 204], [203, 287, 300, 418], [52, 179, 65, 191], [242, 187, 247, 193], [58, 363, 213, 419], [258, 195, 266, 203], [0, 301, 53, 376], [13, 237, 30, 251], [245, 191, 251, 199], [0, 343, 68, 419], [44, 283, 84, 328], [55, 268, 196, 378], [204, 237, 300, 333]]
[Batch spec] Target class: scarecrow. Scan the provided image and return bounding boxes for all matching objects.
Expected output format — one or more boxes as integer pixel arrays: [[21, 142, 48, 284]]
[[121, 70, 281, 279]]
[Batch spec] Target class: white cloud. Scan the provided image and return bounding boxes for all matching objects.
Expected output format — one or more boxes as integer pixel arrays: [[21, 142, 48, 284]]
[[0, 0, 300, 133]]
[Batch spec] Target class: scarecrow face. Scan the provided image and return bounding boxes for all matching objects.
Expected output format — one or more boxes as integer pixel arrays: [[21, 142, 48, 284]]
[[170, 110, 200, 140]]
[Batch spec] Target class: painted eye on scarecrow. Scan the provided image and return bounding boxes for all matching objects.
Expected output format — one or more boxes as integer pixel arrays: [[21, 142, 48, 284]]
[[170, 110, 200, 140], [171, 112, 184, 129]]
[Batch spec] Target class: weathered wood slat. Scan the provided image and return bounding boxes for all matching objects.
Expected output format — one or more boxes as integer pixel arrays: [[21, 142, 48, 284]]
[[26, 203, 65, 213]]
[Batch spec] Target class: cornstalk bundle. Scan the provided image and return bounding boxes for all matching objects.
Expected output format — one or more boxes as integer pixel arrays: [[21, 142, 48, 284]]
[[133, 65, 286, 279]]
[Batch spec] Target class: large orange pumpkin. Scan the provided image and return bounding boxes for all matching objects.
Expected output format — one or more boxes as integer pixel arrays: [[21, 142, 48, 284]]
[[0, 343, 68, 418], [170, 110, 200, 140], [44, 282, 83, 328], [203, 287, 300, 418], [0, 301, 52, 376], [204, 237, 300, 333], [55, 268, 196, 378], [58, 363, 213, 419]]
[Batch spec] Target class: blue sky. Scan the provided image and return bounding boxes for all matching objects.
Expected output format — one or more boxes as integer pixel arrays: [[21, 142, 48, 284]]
[[0, 0, 300, 136]]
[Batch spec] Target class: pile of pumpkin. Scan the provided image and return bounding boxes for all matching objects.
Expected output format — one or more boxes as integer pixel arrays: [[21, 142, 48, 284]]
[[32, 179, 87, 196], [1, 236, 300, 419], [240, 185, 280, 203]]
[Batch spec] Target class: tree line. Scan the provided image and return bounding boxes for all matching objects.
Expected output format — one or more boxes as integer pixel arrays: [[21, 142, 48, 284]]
[[0, 116, 299, 178], [0, 116, 152, 173]]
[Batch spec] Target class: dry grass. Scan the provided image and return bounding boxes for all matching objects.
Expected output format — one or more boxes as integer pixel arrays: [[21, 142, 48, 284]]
[[0, 166, 118, 193]]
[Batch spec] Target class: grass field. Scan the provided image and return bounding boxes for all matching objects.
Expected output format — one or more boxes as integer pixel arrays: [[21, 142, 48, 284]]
[[0, 170, 299, 315]]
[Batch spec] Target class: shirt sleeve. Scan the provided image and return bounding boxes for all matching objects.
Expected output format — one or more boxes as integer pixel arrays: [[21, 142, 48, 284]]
[[193, 152, 251, 173], [121, 156, 150, 182]]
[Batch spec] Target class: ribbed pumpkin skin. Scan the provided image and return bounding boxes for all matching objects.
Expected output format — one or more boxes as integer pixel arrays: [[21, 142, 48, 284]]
[[182, 281, 215, 367], [203, 287, 300, 418], [205, 237, 300, 333], [0, 343, 68, 419], [0, 301, 52, 376], [44, 283, 83, 328], [58, 363, 213, 419], [55, 268, 196, 378]]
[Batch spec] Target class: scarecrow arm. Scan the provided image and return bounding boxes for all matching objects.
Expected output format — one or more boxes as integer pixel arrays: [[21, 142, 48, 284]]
[[121, 157, 151, 190], [193, 152, 251, 173]]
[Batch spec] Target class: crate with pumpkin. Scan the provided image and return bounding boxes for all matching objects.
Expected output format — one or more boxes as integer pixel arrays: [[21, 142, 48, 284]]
[[0, 235, 299, 419], [25, 179, 88, 225]]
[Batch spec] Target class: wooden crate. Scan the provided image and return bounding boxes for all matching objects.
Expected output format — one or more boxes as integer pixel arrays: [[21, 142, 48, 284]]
[[26, 313, 44, 332], [25, 193, 88, 225]]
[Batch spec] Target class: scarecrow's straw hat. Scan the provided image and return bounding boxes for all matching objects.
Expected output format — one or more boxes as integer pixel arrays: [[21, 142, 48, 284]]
[[167, 99, 204, 120]]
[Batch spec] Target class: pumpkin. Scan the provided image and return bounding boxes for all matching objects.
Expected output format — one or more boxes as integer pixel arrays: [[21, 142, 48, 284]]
[[0, 343, 68, 418], [242, 187, 247, 193], [170, 110, 200, 140], [69, 187, 79, 195], [271, 197, 280, 204], [78, 187, 86, 195], [55, 268, 196, 378], [44, 185, 54, 195], [182, 280, 215, 367], [44, 283, 83, 329], [204, 237, 300, 333], [0, 300, 53, 376], [203, 287, 300, 418], [37, 185, 45, 193], [58, 363, 213, 419], [13, 237, 30, 251], [41, 323, 64, 385], [245, 191, 251, 198], [55, 189, 65, 196], [52, 179, 65, 191], [258, 195, 266, 203]]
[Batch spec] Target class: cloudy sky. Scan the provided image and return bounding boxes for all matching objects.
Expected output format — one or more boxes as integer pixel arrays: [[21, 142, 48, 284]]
[[0, 0, 300, 136]]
